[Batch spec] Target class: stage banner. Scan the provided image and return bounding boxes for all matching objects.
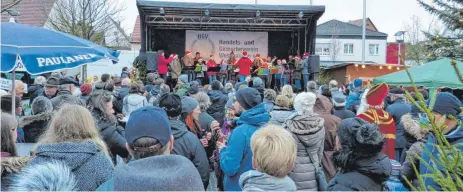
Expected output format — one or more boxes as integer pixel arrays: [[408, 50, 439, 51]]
[[185, 30, 268, 62]]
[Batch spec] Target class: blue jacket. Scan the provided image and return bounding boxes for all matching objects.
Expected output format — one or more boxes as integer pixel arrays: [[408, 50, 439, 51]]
[[301, 58, 310, 74], [220, 104, 270, 191], [420, 119, 463, 191], [386, 98, 411, 150]]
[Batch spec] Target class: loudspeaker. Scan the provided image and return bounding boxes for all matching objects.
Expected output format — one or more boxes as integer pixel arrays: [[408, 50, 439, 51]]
[[309, 55, 320, 73], [146, 51, 158, 71]]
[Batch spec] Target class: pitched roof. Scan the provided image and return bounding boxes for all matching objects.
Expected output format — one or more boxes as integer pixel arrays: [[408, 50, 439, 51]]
[[1, 0, 56, 27], [348, 18, 378, 32], [317, 19, 387, 37], [130, 16, 141, 43]]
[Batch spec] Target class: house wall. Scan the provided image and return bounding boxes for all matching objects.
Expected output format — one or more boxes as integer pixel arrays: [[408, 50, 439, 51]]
[[315, 38, 387, 65], [131, 43, 141, 51]]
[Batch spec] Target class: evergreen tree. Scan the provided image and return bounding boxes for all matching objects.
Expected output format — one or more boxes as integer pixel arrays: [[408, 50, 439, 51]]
[[418, 0, 463, 30]]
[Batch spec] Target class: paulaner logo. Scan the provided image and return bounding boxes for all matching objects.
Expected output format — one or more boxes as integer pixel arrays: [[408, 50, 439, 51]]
[[36, 53, 98, 67], [197, 34, 209, 39]]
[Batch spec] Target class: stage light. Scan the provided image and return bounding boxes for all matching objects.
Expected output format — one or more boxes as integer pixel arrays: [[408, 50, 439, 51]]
[[298, 11, 304, 19], [256, 10, 261, 18], [362, 65, 366, 68], [379, 66, 383, 69], [205, 9, 210, 17], [160, 7, 165, 15]]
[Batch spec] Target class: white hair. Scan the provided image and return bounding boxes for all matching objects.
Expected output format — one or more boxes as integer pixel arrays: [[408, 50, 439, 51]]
[[34, 76, 47, 85], [294, 92, 317, 115]]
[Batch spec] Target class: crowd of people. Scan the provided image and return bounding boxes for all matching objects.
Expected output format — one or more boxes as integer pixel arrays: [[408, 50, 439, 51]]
[[1, 59, 463, 191]]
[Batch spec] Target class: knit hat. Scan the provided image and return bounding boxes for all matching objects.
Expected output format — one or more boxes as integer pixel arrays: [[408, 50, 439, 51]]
[[353, 78, 363, 88], [337, 118, 384, 151], [235, 87, 262, 110], [147, 73, 156, 83], [275, 95, 290, 108], [158, 93, 182, 117], [178, 74, 189, 83], [1, 95, 21, 113], [181, 96, 199, 114], [187, 86, 199, 95], [113, 155, 204, 191], [294, 92, 317, 115], [252, 77, 263, 87], [31, 96, 53, 115], [332, 94, 347, 107], [185, 50, 191, 55], [432, 92, 462, 118], [80, 84, 92, 95], [125, 106, 171, 149], [303, 52, 310, 57]]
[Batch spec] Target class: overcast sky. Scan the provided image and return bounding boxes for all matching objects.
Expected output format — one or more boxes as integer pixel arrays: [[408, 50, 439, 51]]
[[119, 0, 438, 42]]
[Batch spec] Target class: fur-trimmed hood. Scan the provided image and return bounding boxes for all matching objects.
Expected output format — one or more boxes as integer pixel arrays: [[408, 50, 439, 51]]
[[9, 160, 77, 191], [401, 114, 428, 140], [1, 157, 32, 176], [18, 112, 54, 128]]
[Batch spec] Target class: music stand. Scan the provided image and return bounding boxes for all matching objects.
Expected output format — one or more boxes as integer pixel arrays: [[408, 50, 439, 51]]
[[207, 67, 221, 73]]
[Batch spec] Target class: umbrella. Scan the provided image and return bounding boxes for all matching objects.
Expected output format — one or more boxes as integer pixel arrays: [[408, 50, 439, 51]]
[[1, 22, 120, 112], [373, 58, 463, 89]]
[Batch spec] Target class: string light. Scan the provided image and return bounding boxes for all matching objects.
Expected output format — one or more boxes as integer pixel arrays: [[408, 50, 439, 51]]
[[379, 66, 383, 69], [355, 64, 359, 67], [397, 67, 400, 70], [362, 65, 366, 68], [388, 66, 392, 70]]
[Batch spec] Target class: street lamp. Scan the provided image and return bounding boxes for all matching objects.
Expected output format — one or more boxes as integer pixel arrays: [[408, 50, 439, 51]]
[[395, 31, 406, 65]]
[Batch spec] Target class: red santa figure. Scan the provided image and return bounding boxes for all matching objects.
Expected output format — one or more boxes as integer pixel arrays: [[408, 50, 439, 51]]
[[356, 82, 396, 160], [234, 51, 253, 82]]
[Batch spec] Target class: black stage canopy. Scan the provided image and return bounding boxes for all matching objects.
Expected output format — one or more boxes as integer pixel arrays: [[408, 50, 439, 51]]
[[137, 0, 325, 56]]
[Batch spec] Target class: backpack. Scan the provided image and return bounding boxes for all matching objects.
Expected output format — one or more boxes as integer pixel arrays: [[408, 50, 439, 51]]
[[146, 89, 159, 104]]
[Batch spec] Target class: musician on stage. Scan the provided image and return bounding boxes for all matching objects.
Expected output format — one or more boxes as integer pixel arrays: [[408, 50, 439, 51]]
[[293, 55, 303, 91], [281, 59, 289, 86], [182, 50, 195, 82], [227, 51, 237, 82], [234, 51, 253, 82], [264, 56, 274, 88], [219, 59, 228, 85], [301, 52, 311, 91], [206, 54, 218, 84]]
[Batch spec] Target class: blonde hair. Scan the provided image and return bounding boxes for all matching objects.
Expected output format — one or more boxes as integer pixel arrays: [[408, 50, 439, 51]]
[[281, 85, 294, 98], [36, 105, 109, 156], [275, 95, 290, 108], [251, 124, 296, 178]]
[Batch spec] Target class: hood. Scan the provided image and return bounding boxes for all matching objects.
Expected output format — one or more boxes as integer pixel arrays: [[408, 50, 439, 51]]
[[1, 156, 32, 176], [314, 95, 333, 114], [150, 85, 160, 95], [28, 84, 42, 93], [19, 112, 53, 128], [355, 153, 392, 183], [126, 94, 146, 106], [270, 106, 293, 124], [170, 120, 189, 139], [35, 141, 102, 170], [116, 88, 129, 99], [446, 118, 463, 141], [238, 104, 270, 127], [401, 114, 428, 140], [286, 114, 325, 147], [239, 170, 296, 191], [207, 90, 225, 101], [8, 160, 77, 191]]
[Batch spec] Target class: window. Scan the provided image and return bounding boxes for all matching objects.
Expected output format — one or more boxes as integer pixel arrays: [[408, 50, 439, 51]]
[[315, 43, 330, 56], [344, 44, 354, 55], [369, 44, 379, 55]]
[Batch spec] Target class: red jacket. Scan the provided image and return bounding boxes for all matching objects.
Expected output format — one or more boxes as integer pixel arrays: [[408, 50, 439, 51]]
[[234, 57, 252, 75], [206, 60, 217, 75], [158, 56, 173, 74]]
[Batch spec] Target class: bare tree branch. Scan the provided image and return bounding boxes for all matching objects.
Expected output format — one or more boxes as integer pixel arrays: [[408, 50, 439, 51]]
[[330, 23, 342, 65], [1, 0, 22, 13]]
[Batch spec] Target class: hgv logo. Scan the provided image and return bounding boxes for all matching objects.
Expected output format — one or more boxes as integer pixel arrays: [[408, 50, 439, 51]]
[[197, 34, 209, 39]]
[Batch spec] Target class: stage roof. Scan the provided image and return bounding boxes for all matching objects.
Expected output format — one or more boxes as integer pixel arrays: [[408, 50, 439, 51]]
[[137, 0, 325, 31]]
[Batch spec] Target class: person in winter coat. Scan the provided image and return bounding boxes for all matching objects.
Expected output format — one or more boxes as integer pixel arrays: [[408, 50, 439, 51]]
[[157, 50, 175, 82], [9, 160, 78, 191], [252, 77, 265, 100], [97, 106, 205, 191], [88, 90, 129, 159], [419, 93, 463, 191], [1, 155, 32, 191], [284, 92, 326, 191], [239, 124, 297, 191], [19, 96, 53, 143], [146, 78, 163, 104], [234, 51, 253, 82], [175, 74, 191, 97], [263, 89, 276, 113], [314, 94, 341, 182], [143, 73, 157, 94], [270, 95, 293, 125], [206, 55, 218, 84], [192, 92, 220, 162], [399, 113, 430, 189], [345, 78, 364, 109], [50, 77, 85, 110], [29, 105, 114, 191], [207, 81, 228, 126], [328, 118, 392, 191], [386, 87, 411, 161], [169, 55, 182, 84], [217, 88, 270, 191], [122, 84, 148, 116], [301, 52, 311, 91], [79, 83, 92, 103], [28, 76, 46, 104], [158, 93, 210, 189], [332, 94, 356, 120], [183, 50, 196, 82], [282, 84, 296, 106], [113, 78, 130, 114]]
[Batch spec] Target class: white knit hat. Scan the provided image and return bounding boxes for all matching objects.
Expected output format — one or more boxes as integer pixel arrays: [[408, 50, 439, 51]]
[[294, 92, 317, 115]]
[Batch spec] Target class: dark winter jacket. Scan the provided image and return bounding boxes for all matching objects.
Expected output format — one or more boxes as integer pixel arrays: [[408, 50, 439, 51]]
[[29, 141, 114, 191], [50, 90, 85, 110], [333, 107, 356, 120], [143, 83, 156, 94], [28, 84, 44, 104], [113, 87, 129, 114], [175, 83, 190, 97], [207, 90, 228, 125], [170, 119, 210, 189], [327, 153, 392, 191], [92, 111, 129, 159], [19, 112, 53, 143], [270, 106, 293, 126], [198, 112, 217, 161], [314, 95, 341, 182], [386, 98, 411, 150], [1, 156, 32, 191], [284, 114, 325, 191]]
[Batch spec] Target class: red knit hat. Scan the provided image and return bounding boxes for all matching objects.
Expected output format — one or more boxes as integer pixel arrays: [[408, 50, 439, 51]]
[[366, 83, 389, 107], [185, 50, 191, 54], [242, 51, 248, 56], [304, 52, 310, 57], [80, 83, 92, 95]]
